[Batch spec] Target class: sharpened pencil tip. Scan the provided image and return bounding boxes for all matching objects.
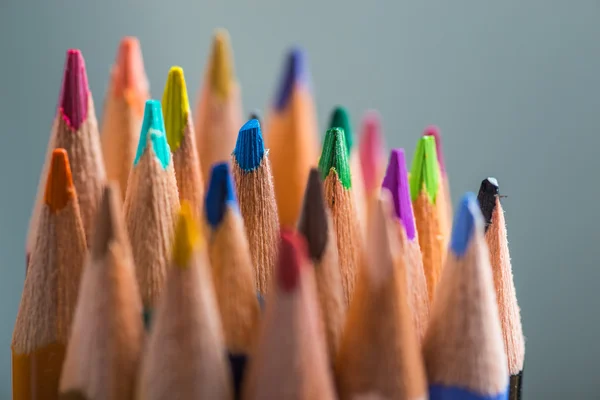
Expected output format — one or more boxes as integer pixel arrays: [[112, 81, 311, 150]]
[[298, 169, 328, 261], [209, 29, 235, 99], [59, 49, 89, 130], [233, 119, 265, 171], [205, 162, 238, 228], [44, 149, 75, 212], [328, 106, 353, 154], [92, 183, 124, 258], [172, 202, 200, 268], [114, 37, 148, 114], [278, 229, 308, 292], [359, 110, 384, 192], [162, 66, 190, 152], [477, 177, 500, 232], [423, 125, 446, 174], [409, 136, 440, 203], [450, 192, 482, 256], [318, 128, 352, 189], [274, 47, 309, 111], [134, 100, 171, 168], [382, 149, 416, 240], [248, 110, 262, 125]]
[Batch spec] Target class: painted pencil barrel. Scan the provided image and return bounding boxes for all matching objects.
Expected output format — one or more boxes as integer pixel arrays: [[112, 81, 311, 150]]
[[12, 342, 65, 400]]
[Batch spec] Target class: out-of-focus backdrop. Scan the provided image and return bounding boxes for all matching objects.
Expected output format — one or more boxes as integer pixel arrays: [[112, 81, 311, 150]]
[[1, 1, 598, 398]]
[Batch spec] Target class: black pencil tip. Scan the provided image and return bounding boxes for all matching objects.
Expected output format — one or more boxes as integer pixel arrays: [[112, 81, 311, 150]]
[[477, 177, 499, 232]]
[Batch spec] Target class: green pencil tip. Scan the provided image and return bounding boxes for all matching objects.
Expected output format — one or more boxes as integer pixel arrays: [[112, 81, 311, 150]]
[[162, 66, 190, 152], [318, 128, 352, 189], [328, 106, 353, 154], [409, 136, 440, 203]]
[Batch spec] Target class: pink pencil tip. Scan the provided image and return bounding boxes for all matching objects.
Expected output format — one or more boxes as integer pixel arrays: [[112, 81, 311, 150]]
[[58, 49, 89, 130], [423, 125, 446, 174], [277, 229, 308, 292], [359, 110, 385, 192]]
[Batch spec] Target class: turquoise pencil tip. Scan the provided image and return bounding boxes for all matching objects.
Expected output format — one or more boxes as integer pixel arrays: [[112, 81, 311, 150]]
[[134, 100, 171, 168], [205, 162, 238, 228], [233, 119, 265, 171], [449, 192, 482, 256]]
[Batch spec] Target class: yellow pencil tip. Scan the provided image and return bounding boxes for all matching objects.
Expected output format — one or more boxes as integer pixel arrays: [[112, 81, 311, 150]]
[[209, 29, 235, 99], [172, 201, 200, 268], [162, 66, 190, 151]]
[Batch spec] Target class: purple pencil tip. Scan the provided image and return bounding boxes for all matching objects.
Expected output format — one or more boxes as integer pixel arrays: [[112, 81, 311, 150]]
[[273, 47, 309, 111], [59, 49, 89, 130], [382, 148, 416, 240], [423, 125, 446, 175]]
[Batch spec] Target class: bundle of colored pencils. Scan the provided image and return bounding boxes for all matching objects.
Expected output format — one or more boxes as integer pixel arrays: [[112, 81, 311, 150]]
[[12, 30, 525, 400]]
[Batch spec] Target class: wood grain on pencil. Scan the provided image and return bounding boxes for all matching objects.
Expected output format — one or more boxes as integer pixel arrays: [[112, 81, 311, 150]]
[[13, 150, 86, 400], [60, 184, 144, 400], [138, 203, 233, 400], [101, 37, 149, 199], [265, 48, 319, 228]]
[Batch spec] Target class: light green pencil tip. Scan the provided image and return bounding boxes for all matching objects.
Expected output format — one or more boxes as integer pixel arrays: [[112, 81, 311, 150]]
[[162, 66, 190, 152], [409, 136, 440, 203], [318, 128, 352, 189], [328, 106, 353, 154]]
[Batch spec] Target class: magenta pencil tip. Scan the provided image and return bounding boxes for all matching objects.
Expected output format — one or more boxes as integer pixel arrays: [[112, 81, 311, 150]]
[[423, 125, 445, 174], [382, 149, 416, 240], [359, 110, 385, 192], [59, 49, 89, 130]]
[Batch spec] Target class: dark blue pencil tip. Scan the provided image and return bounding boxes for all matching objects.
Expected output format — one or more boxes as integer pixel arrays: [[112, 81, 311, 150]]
[[274, 47, 308, 111], [233, 119, 265, 171], [450, 192, 482, 256], [205, 162, 238, 228]]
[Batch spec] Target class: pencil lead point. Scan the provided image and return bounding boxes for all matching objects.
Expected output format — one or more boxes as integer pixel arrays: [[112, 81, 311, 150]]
[[382, 149, 416, 240], [278, 229, 308, 292], [205, 162, 238, 228], [134, 100, 171, 168], [172, 201, 201, 268], [44, 149, 75, 212], [409, 136, 440, 203], [298, 169, 328, 261], [115, 37, 148, 115], [274, 47, 309, 111], [318, 128, 352, 189], [209, 29, 235, 99], [162, 66, 190, 152], [477, 177, 500, 232], [359, 110, 385, 192], [423, 125, 446, 174], [450, 192, 482, 256], [328, 106, 353, 154], [248, 110, 261, 125], [233, 119, 265, 171], [92, 183, 125, 257], [59, 49, 89, 130]]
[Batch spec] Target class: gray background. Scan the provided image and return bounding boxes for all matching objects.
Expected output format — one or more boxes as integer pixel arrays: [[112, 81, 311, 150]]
[[0, 0, 597, 398]]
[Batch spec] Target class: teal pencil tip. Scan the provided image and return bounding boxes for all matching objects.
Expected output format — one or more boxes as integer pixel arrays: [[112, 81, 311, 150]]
[[318, 128, 352, 189], [134, 100, 171, 169], [328, 106, 353, 154]]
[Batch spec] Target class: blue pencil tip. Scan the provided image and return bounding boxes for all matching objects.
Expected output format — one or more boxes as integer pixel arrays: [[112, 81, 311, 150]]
[[233, 119, 265, 171], [449, 192, 482, 256], [134, 100, 171, 168], [205, 162, 238, 228], [274, 47, 309, 111]]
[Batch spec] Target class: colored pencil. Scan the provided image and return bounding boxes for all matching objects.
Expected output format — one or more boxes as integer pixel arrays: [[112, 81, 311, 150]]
[[423, 125, 452, 247], [328, 106, 366, 232], [359, 110, 386, 210], [100, 37, 149, 199], [242, 230, 336, 400], [205, 162, 261, 396], [13, 150, 87, 400], [232, 119, 280, 294], [423, 193, 508, 400], [336, 193, 427, 400], [26, 49, 105, 262], [60, 183, 144, 400], [318, 127, 362, 305], [410, 136, 444, 303], [382, 149, 430, 341], [298, 168, 345, 363], [123, 100, 180, 324], [478, 178, 525, 400], [137, 202, 233, 400], [162, 66, 204, 217], [194, 29, 243, 185], [248, 111, 262, 125], [265, 47, 319, 228]]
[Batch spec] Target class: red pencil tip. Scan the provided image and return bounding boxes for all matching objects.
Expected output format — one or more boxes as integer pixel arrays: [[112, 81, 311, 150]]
[[278, 229, 308, 292], [59, 49, 89, 130]]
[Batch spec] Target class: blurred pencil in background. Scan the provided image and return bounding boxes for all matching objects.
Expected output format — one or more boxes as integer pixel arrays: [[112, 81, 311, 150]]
[[101, 37, 149, 199], [359, 110, 386, 226], [13, 150, 86, 399], [232, 119, 280, 294], [265, 48, 319, 228], [195, 29, 243, 185]]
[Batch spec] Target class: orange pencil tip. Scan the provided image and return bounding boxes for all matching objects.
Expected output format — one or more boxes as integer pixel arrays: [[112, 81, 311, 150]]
[[44, 149, 75, 212], [113, 36, 148, 115]]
